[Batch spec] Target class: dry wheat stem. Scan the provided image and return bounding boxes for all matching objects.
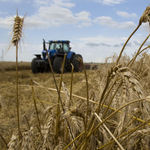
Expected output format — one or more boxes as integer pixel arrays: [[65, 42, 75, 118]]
[[15, 41, 20, 140], [95, 69, 111, 114], [115, 119, 150, 150], [94, 113, 125, 150], [12, 84, 150, 125], [45, 49, 77, 147], [44, 51, 76, 148], [81, 60, 89, 150], [138, 45, 150, 55], [99, 119, 150, 149], [116, 24, 141, 65], [121, 112, 142, 134], [45, 48, 64, 111], [31, 79, 41, 129], [74, 98, 150, 150], [127, 34, 150, 67], [102, 81, 122, 119], [0, 134, 8, 149], [70, 63, 74, 106], [55, 54, 66, 145], [24, 115, 30, 130], [33, 80, 54, 97], [127, 45, 150, 68], [88, 98, 150, 139], [9, 10, 25, 142]]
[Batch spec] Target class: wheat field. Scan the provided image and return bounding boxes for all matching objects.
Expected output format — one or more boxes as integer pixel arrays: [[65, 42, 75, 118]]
[[1, 4, 150, 150], [1, 54, 150, 150]]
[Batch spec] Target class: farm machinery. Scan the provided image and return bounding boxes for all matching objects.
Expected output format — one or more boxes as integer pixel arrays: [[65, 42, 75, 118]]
[[31, 39, 83, 74]]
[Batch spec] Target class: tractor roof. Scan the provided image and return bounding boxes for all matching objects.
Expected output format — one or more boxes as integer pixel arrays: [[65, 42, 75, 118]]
[[49, 40, 70, 43]]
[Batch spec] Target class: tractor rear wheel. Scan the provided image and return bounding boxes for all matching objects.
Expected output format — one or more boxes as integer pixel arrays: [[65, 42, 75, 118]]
[[72, 54, 83, 72], [31, 58, 40, 73], [53, 57, 65, 74]]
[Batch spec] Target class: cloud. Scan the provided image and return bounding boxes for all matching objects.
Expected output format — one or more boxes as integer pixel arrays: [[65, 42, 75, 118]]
[[101, 43, 110, 47], [113, 44, 120, 47], [0, 0, 92, 29], [86, 42, 100, 47], [93, 16, 136, 29], [25, 15, 50, 29], [25, 2, 91, 29], [0, 16, 13, 28], [52, 0, 75, 8], [94, 0, 125, 5], [34, 0, 75, 7], [117, 11, 137, 18]]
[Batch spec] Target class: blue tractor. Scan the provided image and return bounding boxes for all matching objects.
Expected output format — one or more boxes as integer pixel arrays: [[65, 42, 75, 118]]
[[31, 39, 83, 74]]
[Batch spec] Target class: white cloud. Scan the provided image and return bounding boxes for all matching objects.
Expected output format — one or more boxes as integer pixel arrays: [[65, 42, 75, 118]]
[[117, 11, 137, 18], [52, 0, 75, 8], [25, 1, 91, 29], [0, 16, 13, 28], [94, 0, 125, 5], [75, 11, 91, 22], [34, 0, 75, 8], [0, 0, 92, 29], [25, 15, 50, 29], [38, 5, 76, 24], [93, 16, 136, 29]]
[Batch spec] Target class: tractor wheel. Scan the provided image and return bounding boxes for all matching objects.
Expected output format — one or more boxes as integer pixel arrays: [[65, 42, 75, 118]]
[[31, 58, 40, 73], [72, 54, 83, 72], [53, 57, 66, 74]]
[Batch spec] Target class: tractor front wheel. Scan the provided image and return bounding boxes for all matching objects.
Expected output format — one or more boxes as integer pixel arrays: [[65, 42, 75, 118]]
[[72, 54, 83, 72], [53, 57, 65, 74], [31, 58, 40, 73]]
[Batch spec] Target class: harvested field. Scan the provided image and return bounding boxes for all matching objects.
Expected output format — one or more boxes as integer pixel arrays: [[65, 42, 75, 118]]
[[1, 55, 150, 149], [0, 62, 112, 150]]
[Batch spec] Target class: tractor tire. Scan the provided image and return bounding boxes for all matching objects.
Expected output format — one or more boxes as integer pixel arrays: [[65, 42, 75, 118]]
[[72, 54, 83, 72], [31, 58, 40, 74], [53, 57, 66, 74]]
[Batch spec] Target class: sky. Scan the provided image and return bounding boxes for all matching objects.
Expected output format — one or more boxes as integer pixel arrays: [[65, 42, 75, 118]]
[[0, 0, 150, 62]]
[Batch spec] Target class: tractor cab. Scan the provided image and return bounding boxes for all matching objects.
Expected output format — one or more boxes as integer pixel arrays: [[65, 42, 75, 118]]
[[42, 40, 71, 59], [48, 40, 71, 53]]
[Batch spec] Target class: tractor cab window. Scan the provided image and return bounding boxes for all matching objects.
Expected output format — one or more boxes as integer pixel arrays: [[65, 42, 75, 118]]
[[49, 43, 55, 50], [55, 43, 63, 50], [63, 43, 69, 52], [49, 42, 69, 52]]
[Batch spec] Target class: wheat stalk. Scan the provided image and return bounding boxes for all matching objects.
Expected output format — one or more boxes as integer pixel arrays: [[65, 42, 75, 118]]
[[8, 9, 26, 141], [31, 79, 41, 129], [94, 113, 125, 150], [0, 134, 8, 149]]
